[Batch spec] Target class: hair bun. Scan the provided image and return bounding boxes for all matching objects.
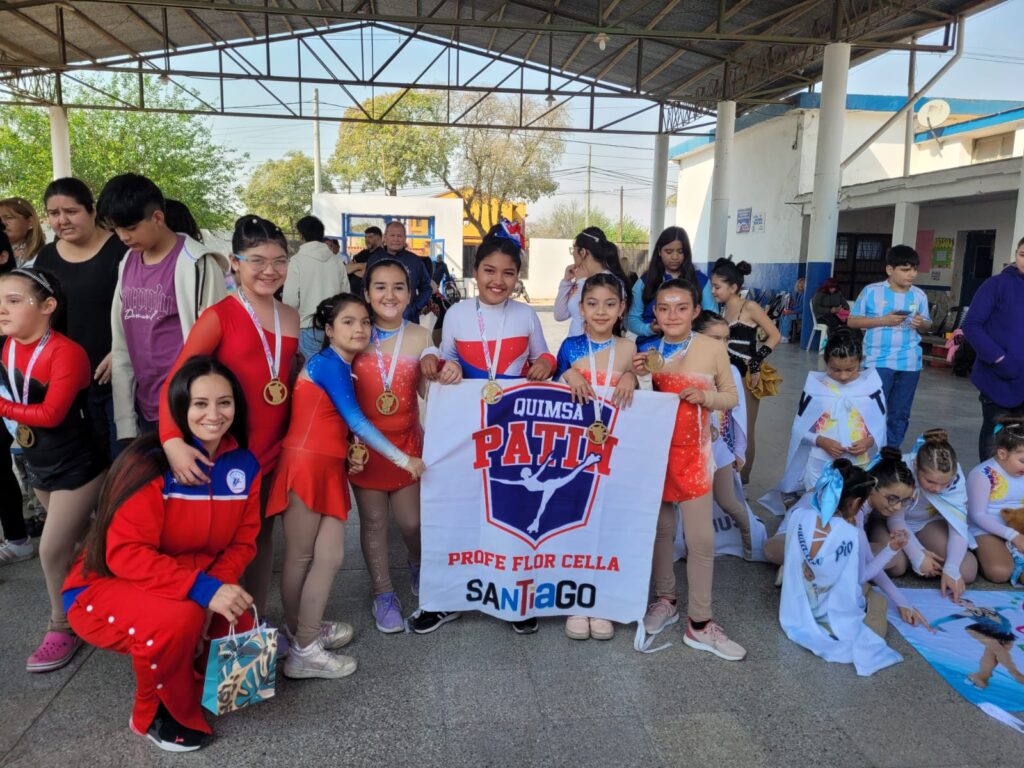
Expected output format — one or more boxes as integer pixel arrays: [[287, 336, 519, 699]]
[[737, 261, 752, 276], [923, 428, 949, 444], [879, 446, 903, 463]]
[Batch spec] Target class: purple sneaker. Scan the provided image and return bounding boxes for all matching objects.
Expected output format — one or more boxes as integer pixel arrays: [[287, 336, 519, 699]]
[[408, 561, 420, 597], [372, 592, 404, 634]]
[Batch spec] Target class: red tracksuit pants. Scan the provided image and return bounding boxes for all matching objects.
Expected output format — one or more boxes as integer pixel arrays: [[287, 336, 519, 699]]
[[67, 580, 252, 735]]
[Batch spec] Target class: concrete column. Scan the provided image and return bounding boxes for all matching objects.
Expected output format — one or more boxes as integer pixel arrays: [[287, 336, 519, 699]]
[[892, 201, 920, 247], [48, 106, 71, 179], [708, 100, 735, 266], [802, 42, 851, 347], [1013, 160, 1024, 251], [648, 133, 670, 243]]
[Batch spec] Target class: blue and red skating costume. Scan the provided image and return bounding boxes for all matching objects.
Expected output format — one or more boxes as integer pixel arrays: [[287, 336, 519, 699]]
[[439, 299, 555, 380], [62, 436, 261, 735], [268, 349, 411, 519], [554, 334, 622, 387]]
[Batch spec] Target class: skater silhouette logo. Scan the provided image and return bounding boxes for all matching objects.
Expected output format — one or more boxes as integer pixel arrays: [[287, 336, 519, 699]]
[[471, 382, 619, 548]]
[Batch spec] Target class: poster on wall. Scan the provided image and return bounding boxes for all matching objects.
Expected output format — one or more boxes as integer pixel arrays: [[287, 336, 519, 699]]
[[736, 208, 752, 233], [752, 212, 765, 233], [933, 237, 955, 269], [916, 230, 935, 271]]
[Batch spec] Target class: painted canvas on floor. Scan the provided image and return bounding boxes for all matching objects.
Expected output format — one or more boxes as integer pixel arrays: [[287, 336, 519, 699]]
[[891, 589, 1024, 712]]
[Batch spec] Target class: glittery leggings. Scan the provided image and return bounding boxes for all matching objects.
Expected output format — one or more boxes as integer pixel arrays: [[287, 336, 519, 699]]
[[353, 484, 422, 596]]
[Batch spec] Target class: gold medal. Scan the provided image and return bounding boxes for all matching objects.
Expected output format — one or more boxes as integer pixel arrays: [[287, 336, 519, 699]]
[[376, 390, 399, 416], [481, 380, 504, 405], [16, 424, 35, 448], [263, 378, 289, 406], [347, 441, 370, 465], [586, 420, 608, 446], [646, 348, 665, 372]]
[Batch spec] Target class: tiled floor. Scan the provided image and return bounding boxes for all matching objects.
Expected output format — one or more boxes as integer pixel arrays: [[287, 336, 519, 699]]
[[1, 309, 1018, 767]]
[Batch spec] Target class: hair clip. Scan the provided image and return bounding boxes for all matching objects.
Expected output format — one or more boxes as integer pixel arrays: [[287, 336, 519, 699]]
[[11, 268, 53, 295], [994, 424, 1004, 435]]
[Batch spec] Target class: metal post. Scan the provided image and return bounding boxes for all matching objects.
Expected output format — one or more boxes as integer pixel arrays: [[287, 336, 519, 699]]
[[802, 42, 850, 348], [619, 186, 624, 244], [649, 132, 669, 242], [903, 35, 916, 177], [48, 106, 71, 179], [708, 99, 735, 265], [313, 88, 322, 195], [585, 145, 592, 229]]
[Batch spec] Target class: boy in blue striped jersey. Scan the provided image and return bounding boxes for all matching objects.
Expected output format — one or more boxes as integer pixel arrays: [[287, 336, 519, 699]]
[[848, 245, 931, 449]]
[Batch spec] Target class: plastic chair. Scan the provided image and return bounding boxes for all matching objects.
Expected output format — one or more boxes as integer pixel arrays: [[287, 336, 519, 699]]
[[806, 322, 829, 354]]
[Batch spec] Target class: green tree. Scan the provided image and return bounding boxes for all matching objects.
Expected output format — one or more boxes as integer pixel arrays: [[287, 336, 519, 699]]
[[531, 200, 648, 244], [438, 95, 568, 238], [238, 151, 331, 233], [328, 91, 456, 196], [0, 74, 246, 228]]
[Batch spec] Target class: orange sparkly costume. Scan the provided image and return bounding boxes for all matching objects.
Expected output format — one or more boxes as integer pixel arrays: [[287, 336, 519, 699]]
[[349, 341, 424, 492], [637, 333, 739, 502]]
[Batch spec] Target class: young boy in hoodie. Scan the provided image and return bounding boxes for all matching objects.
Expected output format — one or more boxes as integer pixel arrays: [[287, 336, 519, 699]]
[[964, 236, 1024, 461], [99, 173, 228, 443], [283, 215, 351, 359]]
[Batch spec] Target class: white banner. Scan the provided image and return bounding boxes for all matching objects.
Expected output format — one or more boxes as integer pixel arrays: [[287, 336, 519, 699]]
[[420, 380, 677, 623]]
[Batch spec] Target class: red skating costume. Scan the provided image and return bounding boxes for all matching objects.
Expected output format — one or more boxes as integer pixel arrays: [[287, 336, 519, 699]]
[[0, 332, 107, 490], [62, 437, 261, 734], [158, 296, 298, 475]]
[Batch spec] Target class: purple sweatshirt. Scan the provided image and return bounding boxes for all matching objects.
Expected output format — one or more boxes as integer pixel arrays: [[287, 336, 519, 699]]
[[963, 264, 1024, 408]]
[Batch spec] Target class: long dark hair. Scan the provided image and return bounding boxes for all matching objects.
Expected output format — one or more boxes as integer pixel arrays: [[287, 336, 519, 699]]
[[642, 226, 697, 307], [82, 356, 248, 577], [574, 227, 631, 312], [474, 225, 522, 271], [832, 458, 877, 520], [232, 214, 288, 254], [580, 272, 629, 336]]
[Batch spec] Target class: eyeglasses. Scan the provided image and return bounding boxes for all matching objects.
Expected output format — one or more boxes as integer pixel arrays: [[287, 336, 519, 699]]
[[235, 254, 288, 272], [567, 247, 578, 256], [883, 493, 915, 510]]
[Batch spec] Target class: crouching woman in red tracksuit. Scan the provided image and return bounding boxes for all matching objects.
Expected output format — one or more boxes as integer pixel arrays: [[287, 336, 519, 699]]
[[62, 356, 261, 752]]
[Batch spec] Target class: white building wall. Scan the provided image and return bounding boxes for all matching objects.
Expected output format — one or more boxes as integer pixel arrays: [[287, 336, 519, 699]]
[[522, 238, 572, 302]]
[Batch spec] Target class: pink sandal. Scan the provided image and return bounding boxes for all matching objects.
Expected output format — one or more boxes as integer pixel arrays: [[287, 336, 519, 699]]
[[26, 631, 82, 673]]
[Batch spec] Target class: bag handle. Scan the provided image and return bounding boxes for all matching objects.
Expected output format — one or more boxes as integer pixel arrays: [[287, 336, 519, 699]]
[[225, 605, 260, 644]]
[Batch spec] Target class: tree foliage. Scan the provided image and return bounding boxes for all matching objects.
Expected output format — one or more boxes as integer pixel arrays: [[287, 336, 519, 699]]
[[438, 95, 567, 238], [530, 200, 649, 244], [328, 91, 456, 196], [0, 74, 246, 228], [238, 151, 331, 233]]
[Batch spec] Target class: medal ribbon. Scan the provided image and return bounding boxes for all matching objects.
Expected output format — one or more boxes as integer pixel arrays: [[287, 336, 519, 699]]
[[372, 322, 406, 392], [237, 289, 281, 381], [586, 336, 616, 428], [657, 331, 695, 366], [475, 299, 507, 382], [6, 330, 51, 404]]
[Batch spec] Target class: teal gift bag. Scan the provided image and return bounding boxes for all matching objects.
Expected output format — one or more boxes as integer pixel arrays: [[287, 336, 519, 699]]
[[201, 609, 278, 715]]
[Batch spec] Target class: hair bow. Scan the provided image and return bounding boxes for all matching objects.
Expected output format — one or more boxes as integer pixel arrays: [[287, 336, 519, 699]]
[[811, 462, 844, 525]]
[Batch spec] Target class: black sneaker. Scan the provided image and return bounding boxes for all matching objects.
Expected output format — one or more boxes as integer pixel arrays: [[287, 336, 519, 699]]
[[132, 705, 205, 752], [408, 610, 462, 635], [511, 617, 539, 635]]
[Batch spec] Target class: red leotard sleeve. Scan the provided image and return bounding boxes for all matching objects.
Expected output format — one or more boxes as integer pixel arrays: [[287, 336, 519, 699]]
[[158, 307, 224, 444], [0, 337, 91, 427], [105, 478, 205, 600], [206, 472, 262, 584]]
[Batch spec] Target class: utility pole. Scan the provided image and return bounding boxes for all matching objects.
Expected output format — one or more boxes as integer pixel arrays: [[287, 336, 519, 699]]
[[585, 145, 592, 229], [312, 88, 322, 195], [619, 186, 624, 245]]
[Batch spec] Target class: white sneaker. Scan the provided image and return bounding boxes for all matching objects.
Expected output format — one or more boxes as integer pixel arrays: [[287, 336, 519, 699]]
[[319, 621, 353, 650], [0, 539, 34, 567], [283, 640, 357, 680]]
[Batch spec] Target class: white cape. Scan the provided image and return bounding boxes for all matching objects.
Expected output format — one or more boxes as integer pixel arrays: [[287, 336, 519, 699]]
[[760, 368, 887, 516], [779, 504, 902, 677]]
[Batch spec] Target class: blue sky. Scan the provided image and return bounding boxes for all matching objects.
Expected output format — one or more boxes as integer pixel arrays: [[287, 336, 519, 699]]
[[196, 2, 1023, 225]]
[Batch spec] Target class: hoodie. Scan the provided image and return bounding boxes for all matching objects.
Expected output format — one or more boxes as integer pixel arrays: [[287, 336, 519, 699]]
[[283, 240, 351, 328], [963, 264, 1024, 408]]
